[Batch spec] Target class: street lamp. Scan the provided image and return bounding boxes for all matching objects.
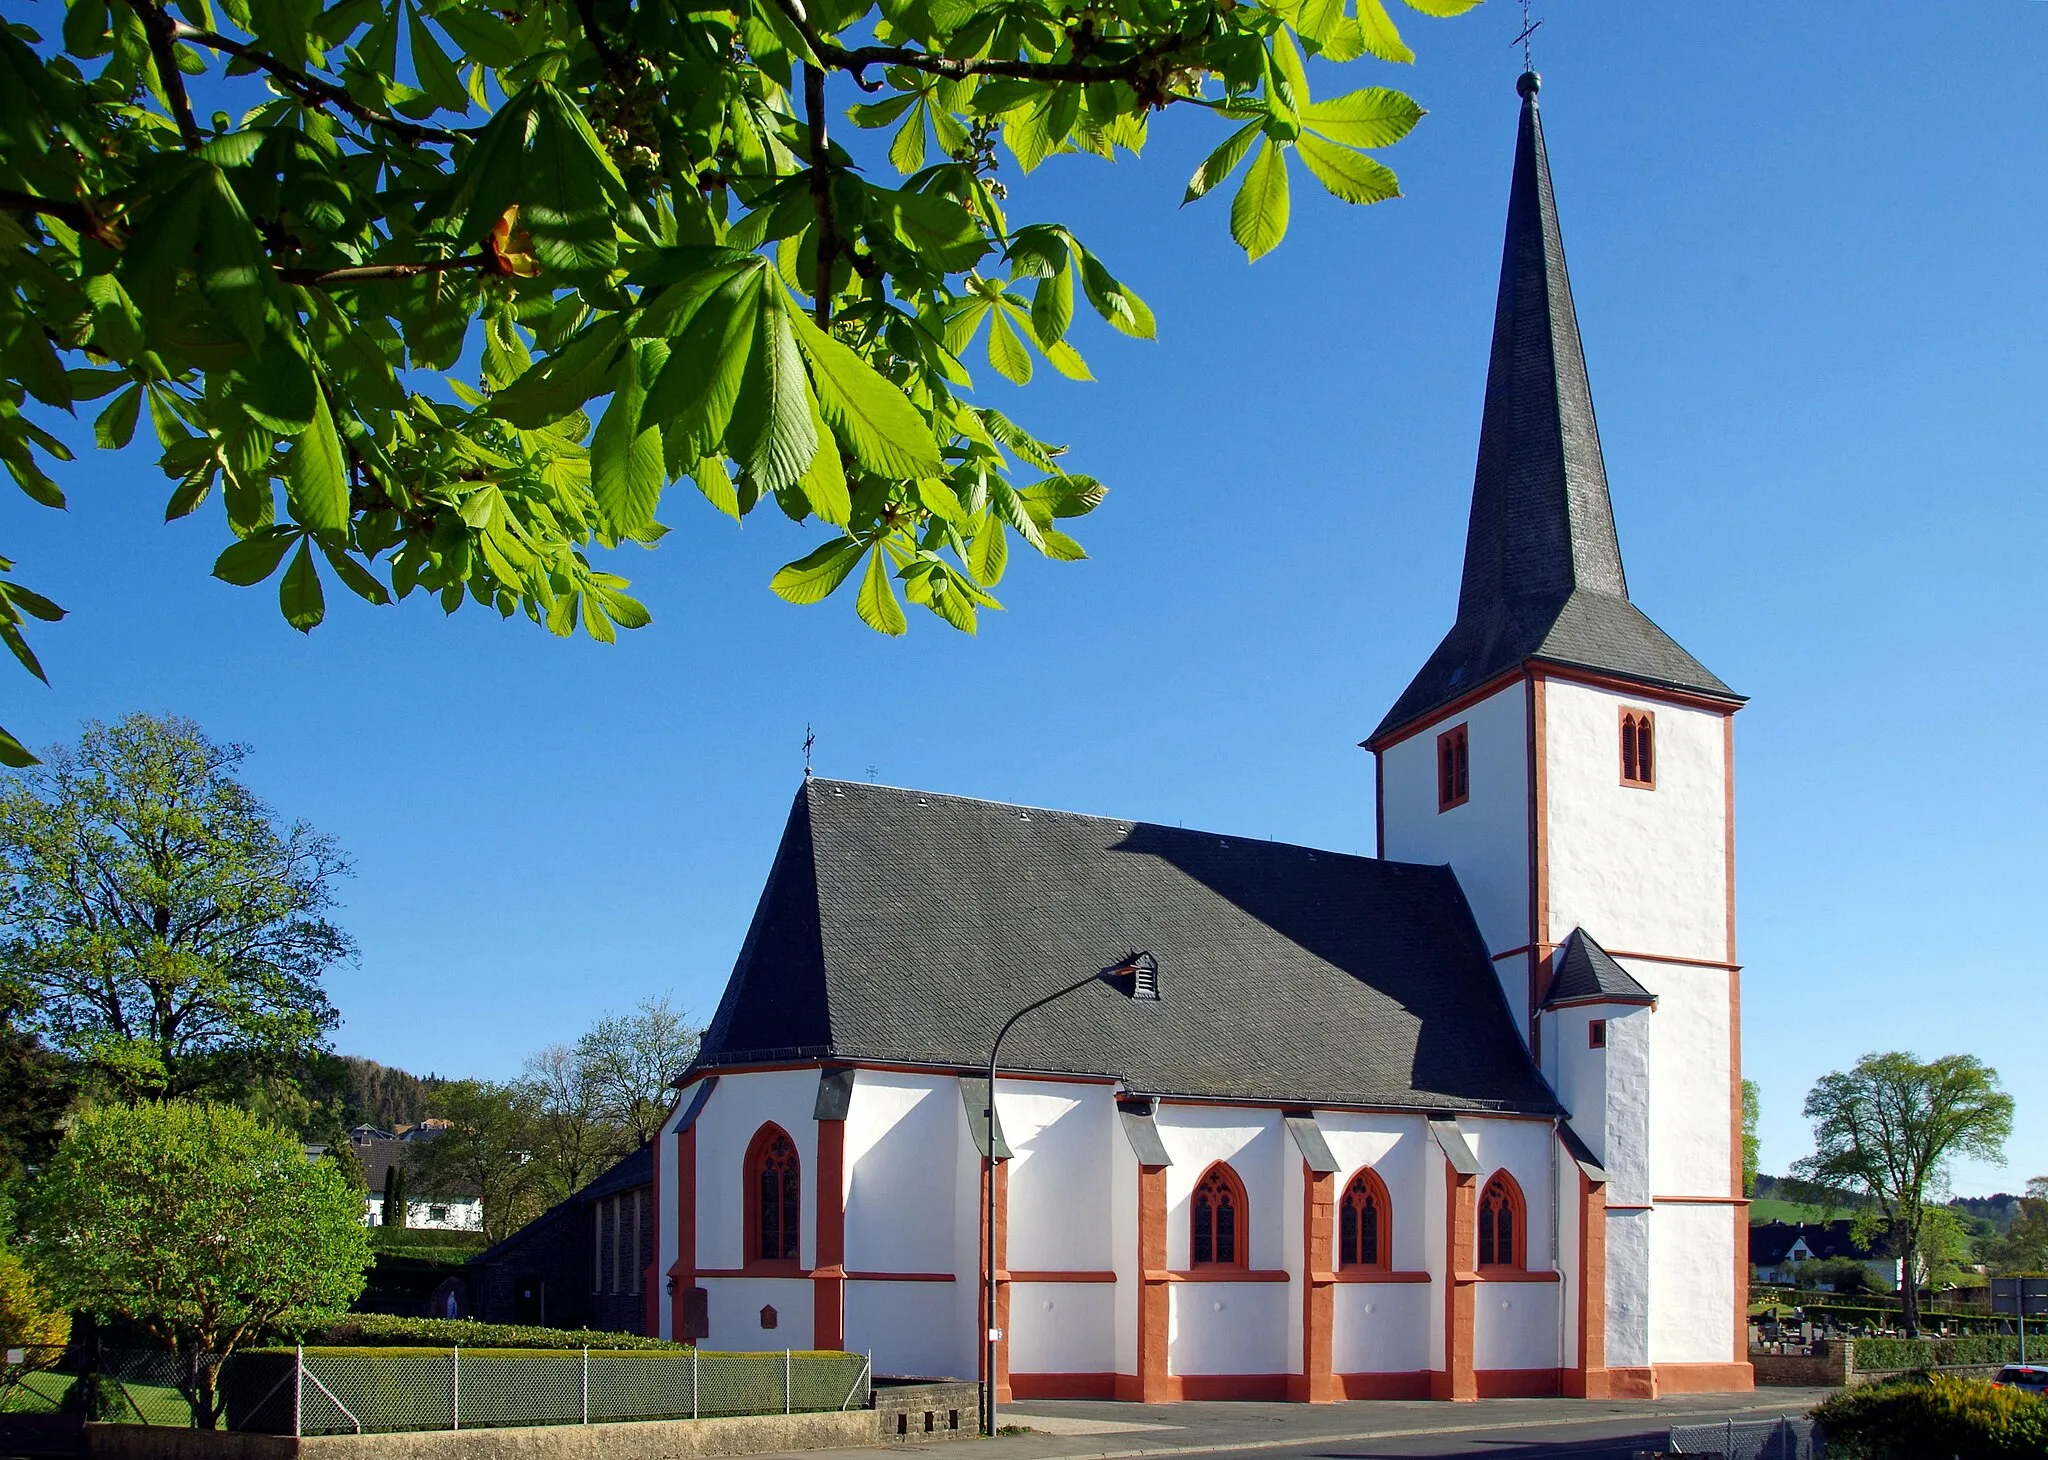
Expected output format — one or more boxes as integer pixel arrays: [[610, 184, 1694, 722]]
[[982, 951, 1160, 1435]]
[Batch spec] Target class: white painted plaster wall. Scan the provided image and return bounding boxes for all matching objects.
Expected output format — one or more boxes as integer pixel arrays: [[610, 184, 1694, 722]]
[[846, 1071, 958, 1275], [1649, 1204, 1736, 1364], [1378, 684, 1531, 970], [1424, 1142, 1446, 1371], [847, 1284, 959, 1379], [1282, 1139, 1305, 1374], [656, 1079, 696, 1340], [951, 1082, 987, 1383], [1632, 960, 1733, 1200], [1606, 1208, 1652, 1370], [1463, 1118, 1563, 1372], [706, 1276, 812, 1350], [694, 1069, 822, 1273], [1332, 1285, 1432, 1375], [1474, 1281, 1561, 1372], [1112, 1127, 1138, 1377], [1540, 681, 1728, 963], [1556, 1148, 1582, 1370], [1317, 1114, 1430, 1271], [1000, 1081, 1116, 1274], [1009, 1284, 1116, 1375], [1156, 1106, 1288, 1377], [1604, 1007, 1653, 1208]]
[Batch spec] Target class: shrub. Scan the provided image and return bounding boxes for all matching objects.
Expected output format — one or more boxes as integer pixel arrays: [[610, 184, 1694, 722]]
[[1854, 1336, 2022, 1372], [0, 1243, 68, 1352], [1814, 1373, 2048, 1458], [299, 1314, 683, 1351]]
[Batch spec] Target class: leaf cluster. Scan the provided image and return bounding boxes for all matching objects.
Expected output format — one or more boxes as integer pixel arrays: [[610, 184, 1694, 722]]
[[0, 0, 1469, 750]]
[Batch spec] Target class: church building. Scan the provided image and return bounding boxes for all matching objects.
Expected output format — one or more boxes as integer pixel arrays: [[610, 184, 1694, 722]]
[[652, 73, 1752, 1403]]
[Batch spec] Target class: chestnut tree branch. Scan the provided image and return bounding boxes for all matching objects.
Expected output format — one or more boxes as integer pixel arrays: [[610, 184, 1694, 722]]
[[170, 23, 463, 146]]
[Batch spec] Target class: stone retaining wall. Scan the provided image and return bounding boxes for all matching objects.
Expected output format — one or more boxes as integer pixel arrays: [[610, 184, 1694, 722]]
[[872, 1381, 978, 1444]]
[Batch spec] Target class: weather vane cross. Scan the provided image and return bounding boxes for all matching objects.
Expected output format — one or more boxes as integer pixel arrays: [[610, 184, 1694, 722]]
[[1512, 0, 1543, 71], [803, 724, 815, 777]]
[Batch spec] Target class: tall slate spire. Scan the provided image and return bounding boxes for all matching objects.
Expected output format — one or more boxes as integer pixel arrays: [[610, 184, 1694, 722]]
[[1371, 74, 1738, 743]]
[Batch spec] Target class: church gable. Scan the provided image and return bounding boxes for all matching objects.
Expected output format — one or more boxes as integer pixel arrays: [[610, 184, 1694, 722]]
[[698, 778, 1559, 1116]]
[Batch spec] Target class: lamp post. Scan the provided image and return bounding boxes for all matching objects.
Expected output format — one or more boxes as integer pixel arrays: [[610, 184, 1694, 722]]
[[982, 951, 1159, 1436]]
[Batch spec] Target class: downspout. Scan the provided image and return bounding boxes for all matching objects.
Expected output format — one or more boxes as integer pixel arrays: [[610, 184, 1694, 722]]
[[1551, 1116, 1566, 1371]]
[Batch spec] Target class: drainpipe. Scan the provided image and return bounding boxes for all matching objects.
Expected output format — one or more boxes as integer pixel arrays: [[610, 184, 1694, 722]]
[[1551, 1117, 1566, 1369]]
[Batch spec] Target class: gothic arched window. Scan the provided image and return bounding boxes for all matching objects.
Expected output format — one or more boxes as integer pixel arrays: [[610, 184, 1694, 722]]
[[745, 1124, 801, 1269], [1191, 1164, 1248, 1269], [1476, 1172, 1525, 1271], [1339, 1168, 1391, 1271], [1620, 710, 1655, 788]]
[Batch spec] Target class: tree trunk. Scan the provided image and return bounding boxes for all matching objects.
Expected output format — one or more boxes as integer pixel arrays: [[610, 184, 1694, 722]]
[[1899, 1231, 1921, 1337], [182, 1345, 221, 1430]]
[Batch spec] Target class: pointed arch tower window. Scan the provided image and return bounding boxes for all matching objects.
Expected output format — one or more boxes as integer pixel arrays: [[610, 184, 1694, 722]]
[[1620, 709, 1655, 788], [1339, 1168, 1391, 1271], [1190, 1164, 1248, 1269], [745, 1123, 801, 1270], [1476, 1172, 1526, 1272]]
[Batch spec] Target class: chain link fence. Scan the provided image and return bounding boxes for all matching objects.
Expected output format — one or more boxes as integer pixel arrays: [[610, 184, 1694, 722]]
[[9, 1345, 870, 1437], [227, 1347, 873, 1435], [1667, 1416, 1817, 1459]]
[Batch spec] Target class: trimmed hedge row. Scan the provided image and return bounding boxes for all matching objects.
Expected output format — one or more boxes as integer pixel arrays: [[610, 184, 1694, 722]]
[[1813, 1374, 2048, 1458], [1854, 1336, 2023, 1372], [301, 1315, 684, 1351]]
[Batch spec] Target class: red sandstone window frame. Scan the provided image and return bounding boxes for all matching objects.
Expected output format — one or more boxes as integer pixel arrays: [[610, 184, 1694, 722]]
[[1619, 708, 1656, 789], [1437, 723, 1471, 812], [1190, 1163, 1249, 1270], [1588, 1019, 1607, 1050], [1476, 1171, 1526, 1273], [744, 1122, 802, 1274], [1338, 1167, 1392, 1272]]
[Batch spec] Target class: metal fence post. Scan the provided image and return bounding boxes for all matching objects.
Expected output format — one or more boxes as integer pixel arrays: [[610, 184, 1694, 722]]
[[451, 1346, 460, 1432], [691, 1345, 698, 1420], [784, 1349, 791, 1415], [293, 1346, 303, 1439], [581, 1347, 589, 1425]]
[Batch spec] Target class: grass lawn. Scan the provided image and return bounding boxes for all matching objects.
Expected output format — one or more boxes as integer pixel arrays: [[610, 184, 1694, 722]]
[[1750, 1197, 1849, 1224], [1, 1370, 194, 1425]]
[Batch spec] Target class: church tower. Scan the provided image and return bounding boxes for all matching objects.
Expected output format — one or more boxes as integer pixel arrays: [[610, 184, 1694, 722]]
[[1367, 73, 1750, 1392]]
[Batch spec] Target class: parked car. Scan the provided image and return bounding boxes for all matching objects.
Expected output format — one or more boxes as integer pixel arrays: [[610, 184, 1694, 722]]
[[1990, 1365, 2048, 1394]]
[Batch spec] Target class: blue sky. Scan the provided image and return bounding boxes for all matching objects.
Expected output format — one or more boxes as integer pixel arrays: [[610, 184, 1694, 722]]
[[7, 3, 2044, 1193]]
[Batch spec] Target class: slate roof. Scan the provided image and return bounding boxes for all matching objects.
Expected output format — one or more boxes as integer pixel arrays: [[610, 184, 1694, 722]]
[[355, 1136, 478, 1201], [1372, 76, 1738, 743], [1543, 927, 1655, 1007], [1749, 1221, 1881, 1266], [697, 779, 1561, 1116], [466, 1143, 652, 1270]]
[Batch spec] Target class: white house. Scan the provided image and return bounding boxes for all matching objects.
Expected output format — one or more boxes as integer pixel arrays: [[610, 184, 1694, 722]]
[[356, 1136, 484, 1232], [651, 72, 1751, 1404]]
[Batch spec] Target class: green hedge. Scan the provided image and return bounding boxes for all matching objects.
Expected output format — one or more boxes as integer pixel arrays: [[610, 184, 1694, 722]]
[[302, 1315, 683, 1351], [1854, 1336, 2023, 1372], [1813, 1374, 2048, 1458]]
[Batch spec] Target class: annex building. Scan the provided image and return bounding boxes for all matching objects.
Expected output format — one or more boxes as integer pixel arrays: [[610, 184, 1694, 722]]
[[649, 73, 1752, 1403]]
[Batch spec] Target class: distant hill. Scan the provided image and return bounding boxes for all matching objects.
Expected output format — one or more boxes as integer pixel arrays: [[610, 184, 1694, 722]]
[[300, 1053, 445, 1136]]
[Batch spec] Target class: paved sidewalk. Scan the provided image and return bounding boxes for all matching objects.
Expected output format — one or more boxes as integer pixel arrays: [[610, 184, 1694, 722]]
[[969, 1392, 1832, 1460]]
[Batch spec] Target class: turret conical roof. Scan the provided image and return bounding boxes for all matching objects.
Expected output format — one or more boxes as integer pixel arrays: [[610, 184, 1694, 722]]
[[1371, 74, 1738, 743]]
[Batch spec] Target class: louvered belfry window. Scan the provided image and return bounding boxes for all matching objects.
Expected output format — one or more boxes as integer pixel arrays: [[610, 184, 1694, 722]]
[[1437, 723, 1471, 811], [1477, 1172, 1524, 1270], [747, 1124, 801, 1265], [1191, 1164, 1246, 1267], [1339, 1169, 1390, 1270], [1620, 709, 1655, 788]]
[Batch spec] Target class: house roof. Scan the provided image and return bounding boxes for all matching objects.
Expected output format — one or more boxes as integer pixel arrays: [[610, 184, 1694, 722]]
[[1372, 75, 1738, 744], [1543, 928, 1655, 1007], [696, 779, 1562, 1116], [465, 1143, 653, 1269], [354, 1136, 478, 1202], [1749, 1221, 1881, 1265]]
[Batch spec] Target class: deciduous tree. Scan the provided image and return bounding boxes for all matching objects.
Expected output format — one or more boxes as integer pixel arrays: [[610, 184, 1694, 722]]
[[403, 1079, 545, 1241], [0, 0, 1473, 759], [0, 714, 351, 1100], [22, 1100, 370, 1428], [574, 994, 697, 1144], [1990, 1177, 2048, 1274], [1795, 1052, 2014, 1335]]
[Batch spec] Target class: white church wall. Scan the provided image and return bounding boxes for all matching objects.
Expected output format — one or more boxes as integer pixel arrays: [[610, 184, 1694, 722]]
[[1332, 1283, 1432, 1376], [707, 1277, 812, 1350], [1282, 1137, 1305, 1375], [1474, 1280, 1560, 1372], [1632, 960, 1733, 1200], [1464, 1118, 1558, 1272], [1318, 1113, 1430, 1270], [1606, 1208, 1652, 1370], [845, 1070, 959, 1276], [848, 1283, 959, 1379], [1157, 1105, 1288, 1377], [1424, 1140, 1446, 1372], [1649, 1204, 1736, 1364], [1009, 1283, 1116, 1376], [1603, 1006, 1653, 1209], [1378, 683, 1530, 964], [1466, 1117, 1563, 1373], [1540, 681, 1728, 964], [655, 1078, 698, 1339], [1111, 1121, 1138, 1378], [951, 1081, 987, 1384], [1556, 1144, 1583, 1370], [1001, 1080, 1116, 1274], [695, 1069, 820, 1272]]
